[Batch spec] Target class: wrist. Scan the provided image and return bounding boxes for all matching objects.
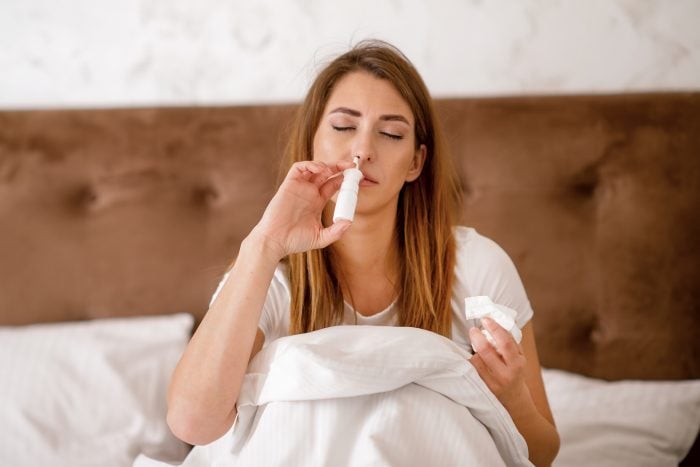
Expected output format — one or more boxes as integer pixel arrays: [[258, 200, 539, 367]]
[[243, 227, 286, 265], [501, 385, 538, 422]]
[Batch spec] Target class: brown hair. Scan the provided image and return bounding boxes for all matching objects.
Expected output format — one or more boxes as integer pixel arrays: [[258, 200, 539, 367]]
[[284, 39, 461, 337]]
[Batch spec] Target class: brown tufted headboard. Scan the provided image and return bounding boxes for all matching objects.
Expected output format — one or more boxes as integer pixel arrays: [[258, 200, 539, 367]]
[[1, 94, 698, 384]]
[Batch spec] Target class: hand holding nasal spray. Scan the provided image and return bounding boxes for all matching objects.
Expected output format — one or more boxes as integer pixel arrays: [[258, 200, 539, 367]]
[[333, 156, 363, 223]]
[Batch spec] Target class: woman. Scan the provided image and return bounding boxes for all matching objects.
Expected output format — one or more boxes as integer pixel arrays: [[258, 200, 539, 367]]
[[167, 40, 560, 466]]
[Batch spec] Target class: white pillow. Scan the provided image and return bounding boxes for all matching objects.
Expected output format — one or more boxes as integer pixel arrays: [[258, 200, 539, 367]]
[[0, 313, 194, 467], [543, 368, 700, 467]]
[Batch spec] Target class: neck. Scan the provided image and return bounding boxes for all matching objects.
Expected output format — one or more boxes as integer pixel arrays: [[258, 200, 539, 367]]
[[329, 203, 401, 294]]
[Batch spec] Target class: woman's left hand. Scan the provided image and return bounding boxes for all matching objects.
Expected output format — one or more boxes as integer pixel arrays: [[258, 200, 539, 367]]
[[469, 317, 532, 410]]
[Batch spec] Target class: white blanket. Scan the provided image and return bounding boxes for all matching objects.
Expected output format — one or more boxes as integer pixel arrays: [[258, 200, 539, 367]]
[[136, 326, 531, 467]]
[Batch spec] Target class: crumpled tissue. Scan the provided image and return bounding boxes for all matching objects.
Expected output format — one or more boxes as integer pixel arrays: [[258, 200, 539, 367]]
[[464, 296, 522, 349]]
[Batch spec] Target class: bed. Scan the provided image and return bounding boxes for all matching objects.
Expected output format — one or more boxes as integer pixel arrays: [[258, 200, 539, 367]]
[[0, 93, 698, 466]]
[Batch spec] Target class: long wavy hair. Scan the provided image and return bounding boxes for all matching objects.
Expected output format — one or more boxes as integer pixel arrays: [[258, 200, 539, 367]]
[[283, 40, 461, 337]]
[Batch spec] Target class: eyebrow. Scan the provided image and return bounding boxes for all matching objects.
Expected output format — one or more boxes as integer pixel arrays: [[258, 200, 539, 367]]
[[329, 107, 410, 125]]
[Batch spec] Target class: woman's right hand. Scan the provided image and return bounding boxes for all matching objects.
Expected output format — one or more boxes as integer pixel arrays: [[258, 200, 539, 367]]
[[250, 160, 355, 261]]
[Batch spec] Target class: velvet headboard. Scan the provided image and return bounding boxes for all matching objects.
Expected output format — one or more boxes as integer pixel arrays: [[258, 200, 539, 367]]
[[0, 93, 698, 384]]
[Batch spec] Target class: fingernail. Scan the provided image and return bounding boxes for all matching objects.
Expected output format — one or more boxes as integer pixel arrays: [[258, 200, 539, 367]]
[[469, 328, 481, 351], [482, 317, 493, 329], [469, 328, 481, 352]]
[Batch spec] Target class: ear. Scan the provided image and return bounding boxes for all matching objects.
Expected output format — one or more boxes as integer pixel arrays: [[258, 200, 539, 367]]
[[405, 144, 427, 182]]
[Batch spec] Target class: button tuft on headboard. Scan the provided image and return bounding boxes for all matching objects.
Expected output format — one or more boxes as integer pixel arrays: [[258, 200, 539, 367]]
[[71, 185, 99, 210], [569, 164, 601, 199], [568, 314, 605, 349], [191, 185, 220, 206], [588, 319, 605, 345]]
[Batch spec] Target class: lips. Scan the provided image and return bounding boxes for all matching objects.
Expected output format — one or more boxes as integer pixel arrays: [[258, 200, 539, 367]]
[[360, 173, 378, 186]]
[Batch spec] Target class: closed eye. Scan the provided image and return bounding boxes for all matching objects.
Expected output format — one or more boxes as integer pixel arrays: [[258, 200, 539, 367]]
[[332, 125, 402, 140], [381, 132, 403, 140], [332, 125, 354, 132]]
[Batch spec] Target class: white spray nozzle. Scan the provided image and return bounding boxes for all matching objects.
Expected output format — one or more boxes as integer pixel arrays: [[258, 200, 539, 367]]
[[353, 155, 361, 167]]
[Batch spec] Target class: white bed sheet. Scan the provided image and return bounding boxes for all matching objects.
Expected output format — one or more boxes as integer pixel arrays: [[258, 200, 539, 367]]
[[136, 325, 531, 467]]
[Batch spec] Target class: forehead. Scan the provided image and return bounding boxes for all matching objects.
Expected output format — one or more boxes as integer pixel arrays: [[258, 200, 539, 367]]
[[324, 71, 414, 123]]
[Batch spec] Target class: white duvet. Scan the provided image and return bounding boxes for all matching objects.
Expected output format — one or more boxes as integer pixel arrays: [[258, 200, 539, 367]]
[[136, 325, 531, 467]]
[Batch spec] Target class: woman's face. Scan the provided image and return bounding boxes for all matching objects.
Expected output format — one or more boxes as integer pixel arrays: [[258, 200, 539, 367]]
[[313, 71, 426, 218]]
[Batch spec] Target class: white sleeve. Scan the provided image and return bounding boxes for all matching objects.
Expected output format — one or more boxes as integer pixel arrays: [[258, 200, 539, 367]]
[[455, 228, 534, 329], [257, 267, 290, 342], [208, 265, 290, 343], [208, 272, 230, 307]]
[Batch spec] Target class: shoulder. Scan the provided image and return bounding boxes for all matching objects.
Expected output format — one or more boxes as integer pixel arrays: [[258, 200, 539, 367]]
[[451, 225, 533, 326], [256, 262, 291, 344], [209, 262, 290, 308], [453, 225, 515, 269]]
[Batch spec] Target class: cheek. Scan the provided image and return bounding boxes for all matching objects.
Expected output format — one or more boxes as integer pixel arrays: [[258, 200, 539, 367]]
[[312, 128, 337, 163], [389, 148, 418, 180]]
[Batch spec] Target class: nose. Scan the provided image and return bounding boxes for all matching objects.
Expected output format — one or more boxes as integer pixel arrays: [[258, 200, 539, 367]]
[[351, 130, 374, 164], [351, 150, 372, 166], [350, 153, 370, 168]]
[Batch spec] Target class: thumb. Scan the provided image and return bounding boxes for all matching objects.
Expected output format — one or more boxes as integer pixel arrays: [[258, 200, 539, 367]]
[[316, 220, 351, 248]]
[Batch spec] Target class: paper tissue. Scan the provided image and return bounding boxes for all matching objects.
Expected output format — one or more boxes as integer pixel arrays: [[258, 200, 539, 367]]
[[464, 296, 522, 349]]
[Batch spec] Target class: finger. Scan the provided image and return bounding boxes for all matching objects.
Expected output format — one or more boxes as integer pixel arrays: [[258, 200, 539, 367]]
[[310, 166, 337, 188], [335, 160, 356, 171], [469, 327, 507, 375], [482, 318, 522, 362], [469, 354, 498, 388], [311, 159, 361, 190], [288, 161, 328, 182], [315, 220, 351, 248], [319, 173, 344, 201], [300, 162, 346, 189], [316, 160, 357, 182]]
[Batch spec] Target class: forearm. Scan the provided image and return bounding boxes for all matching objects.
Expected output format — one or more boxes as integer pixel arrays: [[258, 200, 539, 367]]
[[504, 392, 560, 467], [166, 232, 279, 443]]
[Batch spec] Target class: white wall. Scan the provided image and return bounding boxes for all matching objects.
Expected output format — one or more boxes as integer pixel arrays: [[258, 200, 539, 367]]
[[1, 0, 699, 109]]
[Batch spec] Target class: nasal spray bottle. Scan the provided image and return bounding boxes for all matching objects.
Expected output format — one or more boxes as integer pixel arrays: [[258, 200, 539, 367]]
[[333, 156, 363, 223]]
